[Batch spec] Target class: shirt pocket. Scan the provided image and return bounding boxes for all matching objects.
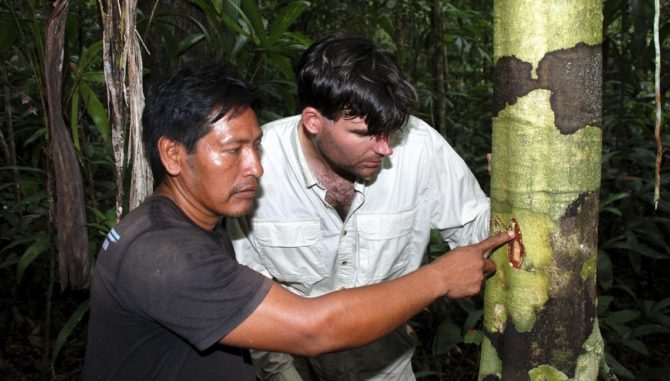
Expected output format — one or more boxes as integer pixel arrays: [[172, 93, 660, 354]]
[[253, 219, 327, 294], [357, 208, 417, 284]]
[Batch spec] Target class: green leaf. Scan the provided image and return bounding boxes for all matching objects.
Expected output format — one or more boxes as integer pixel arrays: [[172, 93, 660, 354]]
[[189, 0, 220, 19], [239, 0, 268, 46], [464, 310, 483, 330], [607, 309, 640, 324], [176, 33, 207, 55], [433, 320, 461, 355], [268, 1, 310, 45], [630, 324, 670, 337], [597, 250, 614, 290], [607, 240, 666, 259], [0, 253, 19, 270], [599, 192, 631, 208], [598, 295, 614, 315], [24, 127, 46, 146], [0, 165, 46, 175], [81, 70, 106, 84], [219, 8, 249, 37], [602, 320, 630, 336], [605, 352, 635, 380], [78, 41, 104, 73], [283, 31, 312, 47], [463, 329, 484, 345], [52, 299, 90, 362], [78, 81, 110, 143], [16, 235, 50, 285], [599, 206, 622, 216], [70, 85, 81, 150], [652, 314, 670, 327], [622, 338, 649, 356], [648, 298, 670, 317]]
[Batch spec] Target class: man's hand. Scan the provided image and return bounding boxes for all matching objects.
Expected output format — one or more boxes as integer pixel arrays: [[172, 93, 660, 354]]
[[431, 231, 514, 299]]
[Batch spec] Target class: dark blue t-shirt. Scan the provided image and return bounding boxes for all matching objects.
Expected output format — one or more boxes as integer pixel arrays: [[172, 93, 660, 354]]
[[83, 196, 272, 380]]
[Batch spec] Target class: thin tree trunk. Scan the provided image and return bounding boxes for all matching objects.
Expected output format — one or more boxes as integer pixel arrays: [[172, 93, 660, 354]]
[[101, 0, 126, 220], [125, 1, 151, 210], [431, 0, 447, 137], [45, 0, 90, 289], [101, 0, 152, 217], [479, 1, 605, 380]]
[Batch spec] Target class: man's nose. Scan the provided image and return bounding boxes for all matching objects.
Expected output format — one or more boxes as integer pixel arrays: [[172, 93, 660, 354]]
[[373, 136, 393, 156], [244, 147, 264, 178]]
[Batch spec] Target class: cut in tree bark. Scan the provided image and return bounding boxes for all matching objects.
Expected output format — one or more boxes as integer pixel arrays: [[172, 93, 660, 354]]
[[45, 0, 90, 289], [479, 1, 607, 380]]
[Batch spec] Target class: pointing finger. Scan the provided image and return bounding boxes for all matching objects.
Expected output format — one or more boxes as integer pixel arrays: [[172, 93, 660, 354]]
[[477, 231, 515, 253]]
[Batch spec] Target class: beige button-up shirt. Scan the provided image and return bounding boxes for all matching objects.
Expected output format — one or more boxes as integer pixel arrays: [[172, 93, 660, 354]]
[[228, 115, 490, 296], [227, 115, 490, 380]]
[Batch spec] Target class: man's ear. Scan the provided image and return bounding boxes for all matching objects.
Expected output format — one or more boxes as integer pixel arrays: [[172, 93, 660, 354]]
[[157, 136, 185, 176], [301, 107, 325, 135]]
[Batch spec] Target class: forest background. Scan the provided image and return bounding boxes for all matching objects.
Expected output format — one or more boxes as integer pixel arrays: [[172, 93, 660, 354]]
[[0, 0, 668, 380]]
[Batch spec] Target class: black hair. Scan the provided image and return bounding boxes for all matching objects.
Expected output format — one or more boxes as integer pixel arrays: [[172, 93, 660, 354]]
[[142, 65, 259, 184], [296, 31, 418, 137]]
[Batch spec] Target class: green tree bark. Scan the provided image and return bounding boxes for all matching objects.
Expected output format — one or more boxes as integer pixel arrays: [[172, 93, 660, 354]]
[[479, 1, 605, 380]]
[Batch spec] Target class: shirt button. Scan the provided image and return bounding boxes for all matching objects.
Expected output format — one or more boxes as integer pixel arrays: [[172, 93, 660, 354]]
[[342, 230, 347, 236], [341, 261, 348, 266]]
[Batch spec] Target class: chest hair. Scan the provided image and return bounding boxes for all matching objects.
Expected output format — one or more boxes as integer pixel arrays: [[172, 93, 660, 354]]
[[314, 167, 356, 220]]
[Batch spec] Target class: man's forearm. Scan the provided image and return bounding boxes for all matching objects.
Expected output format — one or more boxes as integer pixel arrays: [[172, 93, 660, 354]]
[[222, 231, 513, 356]]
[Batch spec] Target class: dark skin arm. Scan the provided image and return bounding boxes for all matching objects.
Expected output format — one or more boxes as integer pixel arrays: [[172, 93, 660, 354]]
[[221, 231, 513, 356]]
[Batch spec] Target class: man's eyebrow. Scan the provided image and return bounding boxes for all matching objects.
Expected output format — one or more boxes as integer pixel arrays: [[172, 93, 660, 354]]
[[219, 130, 263, 145]]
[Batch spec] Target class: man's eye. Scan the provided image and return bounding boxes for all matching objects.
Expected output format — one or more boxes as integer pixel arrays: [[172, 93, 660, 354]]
[[225, 147, 241, 154]]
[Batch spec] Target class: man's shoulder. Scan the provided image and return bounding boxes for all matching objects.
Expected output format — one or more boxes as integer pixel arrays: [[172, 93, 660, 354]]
[[118, 197, 191, 232], [405, 115, 442, 137], [398, 115, 449, 151], [261, 115, 301, 135], [104, 197, 209, 256]]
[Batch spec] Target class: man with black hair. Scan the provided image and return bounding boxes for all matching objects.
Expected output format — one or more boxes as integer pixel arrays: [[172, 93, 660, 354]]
[[82, 65, 510, 380], [228, 33, 493, 380]]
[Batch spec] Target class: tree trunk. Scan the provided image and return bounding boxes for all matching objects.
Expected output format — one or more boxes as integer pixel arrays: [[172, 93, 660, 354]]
[[45, 0, 90, 289], [430, 0, 447, 137], [479, 1, 604, 380], [101, 0, 152, 218]]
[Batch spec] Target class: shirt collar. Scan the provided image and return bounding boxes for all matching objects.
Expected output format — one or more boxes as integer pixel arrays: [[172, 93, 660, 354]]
[[290, 117, 320, 189]]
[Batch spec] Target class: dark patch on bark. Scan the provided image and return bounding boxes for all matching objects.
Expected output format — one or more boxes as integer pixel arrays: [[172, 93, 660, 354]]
[[485, 192, 600, 379], [493, 42, 602, 134], [493, 57, 537, 116], [563, 192, 589, 218], [486, 327, 533, 381]]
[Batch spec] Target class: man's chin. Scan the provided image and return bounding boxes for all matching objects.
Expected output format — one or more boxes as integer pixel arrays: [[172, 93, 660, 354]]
[[357, 167, 382, 180], [222, 203, 254, 219]]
